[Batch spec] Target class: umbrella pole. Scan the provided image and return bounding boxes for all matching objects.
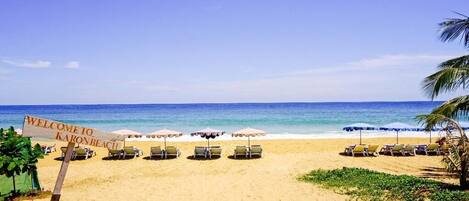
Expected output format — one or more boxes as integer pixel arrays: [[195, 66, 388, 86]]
[[429, 131, 432, 143], [123, 138, 126, 147], [164, 137, 167, 150], [248, 136, 251, 148], [359, 130, 362, 145], [207, 138, 210, 148], [396, 131, 399, 144]]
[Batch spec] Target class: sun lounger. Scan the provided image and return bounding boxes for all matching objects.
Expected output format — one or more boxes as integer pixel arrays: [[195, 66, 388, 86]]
[[61, 146, 76, 159], [194, 146, 207, 158], [351, 145, 366, 157], [123, 146, 141, 158], [424, 143, 440, 155], [250, 145, 263, 158], [209, 146, 222, 158], [108, 148, 123, 159], [366, 145, 379, 156], [390, 144, 404, 156], [150, 146, 164, 159], [440, 144, 450, 155], [165, 146, 181, 158], [234, 146, 248, 158], [344, 145, 356, 155], [43, 144, 56, 154], [403, 144, 416, 156], [380, 144, 394, 155], [75, 147, 94, 159]]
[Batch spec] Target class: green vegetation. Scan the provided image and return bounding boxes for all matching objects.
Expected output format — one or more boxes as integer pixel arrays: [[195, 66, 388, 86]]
[[299, 167, 469, 201], [0, 127, 43, 199], [418, 12, 469, 188]]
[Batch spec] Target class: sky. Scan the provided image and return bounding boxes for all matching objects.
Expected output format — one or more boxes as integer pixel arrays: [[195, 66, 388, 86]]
[[0, 0, 468, 105]]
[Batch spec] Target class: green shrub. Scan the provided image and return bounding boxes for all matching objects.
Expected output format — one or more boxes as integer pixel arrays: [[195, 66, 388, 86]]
[[300, 167, 469, 201]]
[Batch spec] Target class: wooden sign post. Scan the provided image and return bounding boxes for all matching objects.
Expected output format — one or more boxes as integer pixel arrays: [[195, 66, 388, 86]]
[[22, 115, 124, 201], [50, 142, 75, 201]]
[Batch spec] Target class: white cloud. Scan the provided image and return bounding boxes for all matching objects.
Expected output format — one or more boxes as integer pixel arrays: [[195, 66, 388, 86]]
[[2, 59, 51, 68], [176, 53, 460, 102], [346, 54, 455, 69], [274, 54, 458, 78], [65, 61, 80, 69]]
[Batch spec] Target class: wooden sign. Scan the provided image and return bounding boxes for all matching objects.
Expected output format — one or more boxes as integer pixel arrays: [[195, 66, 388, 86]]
[[22, 115, 125, 201], [22, 115, 124, 149]]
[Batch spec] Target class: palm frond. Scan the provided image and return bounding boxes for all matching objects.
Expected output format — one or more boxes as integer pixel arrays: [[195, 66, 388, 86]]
[[422, 55, 469, 98], [416, 113, 449, 131], [431, 95, 469, 119], [439, 14, 469, 48]]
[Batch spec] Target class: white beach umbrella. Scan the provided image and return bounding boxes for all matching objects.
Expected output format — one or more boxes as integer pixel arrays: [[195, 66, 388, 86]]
[[147, 129, 183, 150], [111, 129, 143, 147], [343, 123, 377, 145], [191, 128, 225, 147], [232, 128, 266, 147], [379, 122, 423, 144]]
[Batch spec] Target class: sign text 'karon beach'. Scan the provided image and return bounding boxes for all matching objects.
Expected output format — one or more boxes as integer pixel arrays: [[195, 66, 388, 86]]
[[22, 115, 124, 149]]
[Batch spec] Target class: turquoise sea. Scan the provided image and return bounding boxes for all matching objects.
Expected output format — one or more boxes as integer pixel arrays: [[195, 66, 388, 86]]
[[0, 102, 442, 137]]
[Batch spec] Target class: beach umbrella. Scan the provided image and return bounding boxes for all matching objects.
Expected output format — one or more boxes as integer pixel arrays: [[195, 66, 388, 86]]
[[428, 122, 469, 143], [232, 128, 266, 147], [342, 123, 377, 145], [191, 128, 225, 147], [147, 129, 183, 150], [379, 122, 423, 144], [111, 129, 143, 147]]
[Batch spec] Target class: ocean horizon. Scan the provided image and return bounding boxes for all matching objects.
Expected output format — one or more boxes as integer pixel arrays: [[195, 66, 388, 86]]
[[0, 101, 443, 139]]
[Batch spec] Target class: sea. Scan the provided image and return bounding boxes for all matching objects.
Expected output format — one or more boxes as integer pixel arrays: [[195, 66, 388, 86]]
[[0, 101, 444, 140]]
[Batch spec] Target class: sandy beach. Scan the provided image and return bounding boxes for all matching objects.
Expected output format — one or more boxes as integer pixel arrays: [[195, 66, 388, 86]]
[[33, 137, 452, 201]]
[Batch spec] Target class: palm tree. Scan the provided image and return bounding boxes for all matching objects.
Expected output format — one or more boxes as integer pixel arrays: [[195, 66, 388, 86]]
[[420, 12, 469, 188], [423, 12, 469, 115]]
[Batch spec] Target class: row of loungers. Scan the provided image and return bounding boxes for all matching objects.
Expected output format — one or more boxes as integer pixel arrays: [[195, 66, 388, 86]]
[[60, 146, 96, 160], [107, 146, 144, 159], [194, 146, 222, 158], [149, 146, 181, 159], [106, 145, 263, 159], [345, 143, 450, 157], [345, 144, 379, 157], [234, 145, 263, 158]]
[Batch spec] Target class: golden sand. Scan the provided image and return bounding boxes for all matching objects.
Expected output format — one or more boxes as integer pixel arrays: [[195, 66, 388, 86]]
[[34, 137, 452, 201]]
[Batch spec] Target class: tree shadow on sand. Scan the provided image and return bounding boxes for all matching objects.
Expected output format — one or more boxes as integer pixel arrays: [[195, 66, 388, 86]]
[[419, 166, 458, 180]]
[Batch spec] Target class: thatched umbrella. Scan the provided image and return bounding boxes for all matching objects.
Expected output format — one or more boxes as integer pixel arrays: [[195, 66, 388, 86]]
[[147, 129, 183, 150], [111, 129, 143, 147], [191, 128, 225, 147], [232, 128, 266, 147]]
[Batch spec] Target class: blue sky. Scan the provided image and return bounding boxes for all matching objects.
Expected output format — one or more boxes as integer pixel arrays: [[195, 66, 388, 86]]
[[0, 0, 468, 104]]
